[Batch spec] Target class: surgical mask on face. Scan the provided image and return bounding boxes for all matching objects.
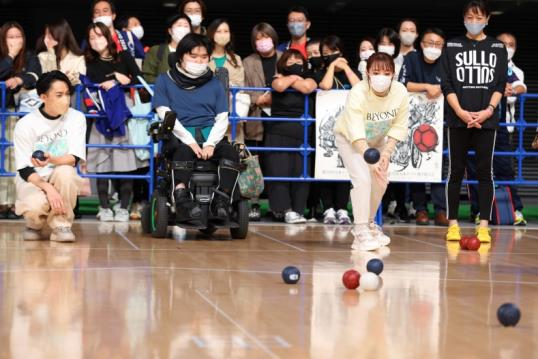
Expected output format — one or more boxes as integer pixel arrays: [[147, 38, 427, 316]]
[[400, 32, 417, 46], [359, 49, 375, 61], [323, 53, 340, 66], [369, 75, 392, 93], [188, 14, 202, 27], [464, 21, 487, 36], [255, 38, 274, 53], [288, 22, 306, 37], [172, 27, 190, 43], [378, 45, 395, 56], [423, 47, 442, 61], [507, 47, 515, 61], [284, 63, 304, 76], [184, 61, 208, 76], [214, 33, 230, 46], [93, 15, 113, 27], [131, 26, 144, 39], [91, 36, 108, 53], [309, 56, 323, 69]]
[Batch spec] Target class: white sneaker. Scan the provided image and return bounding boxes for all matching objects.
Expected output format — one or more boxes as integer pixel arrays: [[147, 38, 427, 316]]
[[114, 208, 130, 222], [130, 202, 142, 220], [351, 226, 381, 251], [336, 209, 351, 225], [97, 207, 114, 222], [323, 208, 337, 224], [369, 222, 391, 246], [285, 211, 307, 224]]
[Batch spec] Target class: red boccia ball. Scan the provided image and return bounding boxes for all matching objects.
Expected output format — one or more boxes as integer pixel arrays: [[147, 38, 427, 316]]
[[467, 236, 481, 251], [342, 269, 361, 290]]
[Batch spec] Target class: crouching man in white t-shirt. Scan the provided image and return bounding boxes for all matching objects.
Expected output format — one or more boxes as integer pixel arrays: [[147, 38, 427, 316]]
[[14, 71, 86, 242]]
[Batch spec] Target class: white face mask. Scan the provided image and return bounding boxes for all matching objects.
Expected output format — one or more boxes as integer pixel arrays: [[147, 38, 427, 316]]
[[423, 47, 442, 61], [400, 32, 417, 46], [506, 47, 515, 61], [369, 75, 392, 93], [91, 36, 108, 53], [378, 45, 395, 56], [130, 26, 144, 40], [184, 61, 208, 76], [188, 14, 202, 27], [360, 49, 375, 61], [214, 33, 230, 47], [93, 15, 113, 27], [172, 27, 190, 44]]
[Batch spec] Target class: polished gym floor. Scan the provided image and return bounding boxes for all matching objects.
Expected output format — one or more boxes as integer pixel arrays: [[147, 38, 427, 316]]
[[0, 220, 536, 358]]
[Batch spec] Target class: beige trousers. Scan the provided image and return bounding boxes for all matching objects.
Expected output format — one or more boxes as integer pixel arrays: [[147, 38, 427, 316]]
[[15, 166, 81, 230], [335, 133, 388, 225]]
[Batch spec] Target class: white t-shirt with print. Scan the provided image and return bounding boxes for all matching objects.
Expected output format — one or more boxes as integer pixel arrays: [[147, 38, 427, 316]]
[[14, 107, 87, 181]]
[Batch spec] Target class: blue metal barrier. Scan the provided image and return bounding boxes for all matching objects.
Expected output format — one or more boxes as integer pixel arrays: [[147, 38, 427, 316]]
[[2, 80, 537, 225], [0, 82, 155, 200]]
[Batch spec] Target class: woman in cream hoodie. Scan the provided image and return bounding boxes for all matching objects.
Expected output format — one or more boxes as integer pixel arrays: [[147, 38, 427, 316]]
[[334, 52, 409, 251]]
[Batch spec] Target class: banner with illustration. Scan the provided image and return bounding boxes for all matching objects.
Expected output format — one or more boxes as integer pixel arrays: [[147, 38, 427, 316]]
[[314, 91, 444, 183]]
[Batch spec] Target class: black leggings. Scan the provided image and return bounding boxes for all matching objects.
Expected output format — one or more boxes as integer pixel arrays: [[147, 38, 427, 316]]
[[97, 177, 133, 209], [171, 140, 240, 195], [446, 127, 496, 221]]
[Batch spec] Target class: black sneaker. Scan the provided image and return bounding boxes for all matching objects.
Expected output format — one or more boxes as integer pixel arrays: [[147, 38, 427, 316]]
[[211, 193, 230, 218], [272, 211, 285, 222], [174, 188, 201, 218]]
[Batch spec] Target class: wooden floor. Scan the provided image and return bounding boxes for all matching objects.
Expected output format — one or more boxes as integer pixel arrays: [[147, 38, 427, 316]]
[[0, 220, 537, 359]]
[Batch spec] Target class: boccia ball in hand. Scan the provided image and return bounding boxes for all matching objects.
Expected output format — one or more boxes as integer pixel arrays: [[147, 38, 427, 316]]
[[497, 303, 521, 327], [282, 266, 301, 284], [32, 150, 46, 161], [364, 148, 380, 164]]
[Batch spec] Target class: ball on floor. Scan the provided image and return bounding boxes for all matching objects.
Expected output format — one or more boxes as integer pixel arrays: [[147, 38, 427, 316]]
[[360, 272, 380, 291], [282, 266, 301, 284], [497, 303, 521, 327], [366, 258, 384, 275], [342, 269, 361, 290]]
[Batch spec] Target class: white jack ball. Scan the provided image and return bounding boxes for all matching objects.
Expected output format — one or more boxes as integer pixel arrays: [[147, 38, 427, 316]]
[[360, 272, 380, 291]]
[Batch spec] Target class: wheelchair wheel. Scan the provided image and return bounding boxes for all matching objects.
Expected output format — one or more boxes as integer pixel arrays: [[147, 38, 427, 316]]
[[151, 192, 169, 238], [141, 202, 151, 234], [230, 199, 249, 239], [199, 226, 217, 236]]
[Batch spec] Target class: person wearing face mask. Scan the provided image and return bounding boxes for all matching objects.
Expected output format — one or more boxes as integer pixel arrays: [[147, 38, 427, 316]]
[[466, 32, 527, 226], [14, 71, 86, 242], [441, 0, 508, 243], [118, 15, 144, 42], [317, 35, 359, 226], [82, 0, 145, 62], [374, 27, 408, 223], [242, 23, 282, 221], [0, 21, 42, 220], [143, 14, 192, 84], [154, 34, 240, 219], [334, 53, 409, 251], [375, 28, 403, 80], [36, 19, 86, 87], [84, 23, 144, 223], [276, 6, 311, 60], [178, 0, 207, 35], [398, 27, 449, 227], [398, 18, 418, 56], [357, 37, 376, 81], [265, 49, 317, 224]]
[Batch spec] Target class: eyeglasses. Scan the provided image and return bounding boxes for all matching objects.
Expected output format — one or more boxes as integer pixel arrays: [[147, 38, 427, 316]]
[[422, 41, 444, 48]]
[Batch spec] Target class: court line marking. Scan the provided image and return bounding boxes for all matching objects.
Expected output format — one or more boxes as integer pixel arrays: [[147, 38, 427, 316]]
[[395, 234, 448, 249], [195, 289, 279, 359], [252, 230, 307, 252], [3, 265, 538, 285], [114, 230, 140, 250]]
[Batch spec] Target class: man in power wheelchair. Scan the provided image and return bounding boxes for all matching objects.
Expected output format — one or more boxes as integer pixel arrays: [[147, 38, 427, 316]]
[[141, 33, 248, 239]]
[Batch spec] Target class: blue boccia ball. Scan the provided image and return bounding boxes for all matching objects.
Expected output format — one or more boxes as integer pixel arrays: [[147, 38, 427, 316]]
[[497, 303, 521, 327], [364, 148, 380, 164], [366, 258, 384, 275], [32, 150, 46, 161], [282, 266, 301, 284]]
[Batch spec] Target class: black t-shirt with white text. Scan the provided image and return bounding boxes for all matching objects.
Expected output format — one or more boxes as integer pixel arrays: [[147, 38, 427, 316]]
[[441, 35, 508, 129]]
